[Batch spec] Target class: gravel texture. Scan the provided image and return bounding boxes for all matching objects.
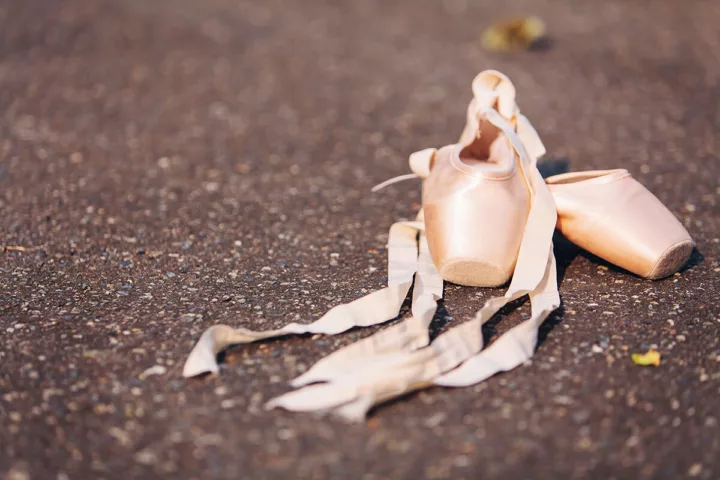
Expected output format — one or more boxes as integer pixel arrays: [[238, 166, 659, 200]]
[[1, 0, 719, 478]]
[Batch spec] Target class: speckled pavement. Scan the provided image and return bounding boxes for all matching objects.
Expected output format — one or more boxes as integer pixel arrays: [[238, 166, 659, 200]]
[[1, 0, 719, 478]]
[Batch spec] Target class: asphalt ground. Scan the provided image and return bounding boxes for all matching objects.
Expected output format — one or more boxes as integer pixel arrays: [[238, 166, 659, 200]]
[[1, 0, 719, 478]]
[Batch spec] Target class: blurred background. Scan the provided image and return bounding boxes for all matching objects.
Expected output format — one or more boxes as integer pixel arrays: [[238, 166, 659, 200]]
[[1, 0, 718, 479]]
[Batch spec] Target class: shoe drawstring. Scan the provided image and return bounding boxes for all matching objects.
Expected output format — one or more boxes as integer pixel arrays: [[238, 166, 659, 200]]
[[371, 147, 437, 191], [371, 173, 419, 192]]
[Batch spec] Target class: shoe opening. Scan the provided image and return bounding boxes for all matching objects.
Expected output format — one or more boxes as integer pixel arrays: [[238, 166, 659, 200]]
[[457, 118, 514, 176]]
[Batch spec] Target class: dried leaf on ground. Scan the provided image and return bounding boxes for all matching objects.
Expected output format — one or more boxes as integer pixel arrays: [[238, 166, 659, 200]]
[[481, 16, 546, 51], [632, 349, 661, 367]]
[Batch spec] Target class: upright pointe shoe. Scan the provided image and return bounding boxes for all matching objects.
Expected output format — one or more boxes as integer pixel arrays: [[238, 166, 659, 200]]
[[546, 169, 694, 279], [421, 115, 531, 287], [375, 69, 546, 287], [422, 70, 549, 286], [189, 70, 561, 421]]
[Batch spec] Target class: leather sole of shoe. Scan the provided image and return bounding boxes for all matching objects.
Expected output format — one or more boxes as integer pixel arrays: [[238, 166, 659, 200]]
[[439, 258, 512, 287], [645, 239, 694, 280]]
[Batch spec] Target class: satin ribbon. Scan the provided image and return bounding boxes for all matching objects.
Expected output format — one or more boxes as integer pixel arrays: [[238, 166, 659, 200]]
[[292, 226, 443, 386], [183, 73, 561, 421], [266, 108, 560, 420], [182, 218, 440, 378]]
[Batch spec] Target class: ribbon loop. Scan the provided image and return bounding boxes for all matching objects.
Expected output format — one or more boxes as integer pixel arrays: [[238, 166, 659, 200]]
[[471, 69, 518, 119]]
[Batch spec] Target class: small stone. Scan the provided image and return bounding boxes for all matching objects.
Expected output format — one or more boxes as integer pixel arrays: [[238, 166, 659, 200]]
[[108, 427, 132, 446], [572, 409, 591, 424], [572, 435, 592, 451], [204, 181, 220, 192], [424, 412, 447, 428], [278, 428, 295, 440], [134, 450, 157, 465], [139, 365, 167, 379], [453, 455, 470, 467], [688, 463, 702, 476], [625, 435, 640, 448], [5, 466, 30, 480], [181, 313, 202, 322]]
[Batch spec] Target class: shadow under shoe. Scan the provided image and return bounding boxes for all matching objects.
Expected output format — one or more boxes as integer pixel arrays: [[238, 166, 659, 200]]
[[546, 169, 694, 280]]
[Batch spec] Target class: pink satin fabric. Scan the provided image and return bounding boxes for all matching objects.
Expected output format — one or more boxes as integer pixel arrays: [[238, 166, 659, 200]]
[[182, 69, 696, 422], [423, 142, 530, 287], [546, 169, 694, 279]]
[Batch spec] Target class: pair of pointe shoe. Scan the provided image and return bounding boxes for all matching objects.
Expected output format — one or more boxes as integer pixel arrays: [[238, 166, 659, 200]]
[[399, 70, 694, 286]]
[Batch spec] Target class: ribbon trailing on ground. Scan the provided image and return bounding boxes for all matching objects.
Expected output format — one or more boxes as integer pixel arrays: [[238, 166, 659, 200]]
[[292, 228, 443, 386], [182, 67, 693, 421], [266, 108, 560, 420], [184, 73, 561, 421], [182, 218, 438, 378]]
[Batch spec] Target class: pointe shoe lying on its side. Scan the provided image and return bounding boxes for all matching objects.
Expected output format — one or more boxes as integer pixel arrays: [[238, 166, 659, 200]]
[[546, 169, 694, 279], [421, 113, 531, 287]]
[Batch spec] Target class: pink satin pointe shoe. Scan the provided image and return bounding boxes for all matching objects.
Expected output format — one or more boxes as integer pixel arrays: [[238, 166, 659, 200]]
[[421, 118, 531, 287], [546, 169, 694, 279], [422, 70, 549, 287], [187, 70, 561, 419], [374, 70, 545, 287]]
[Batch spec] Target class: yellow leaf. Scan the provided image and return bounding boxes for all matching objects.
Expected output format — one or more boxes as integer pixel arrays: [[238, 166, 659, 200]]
[[632, 349, 661, 367], [481, 16, 546, 52]]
